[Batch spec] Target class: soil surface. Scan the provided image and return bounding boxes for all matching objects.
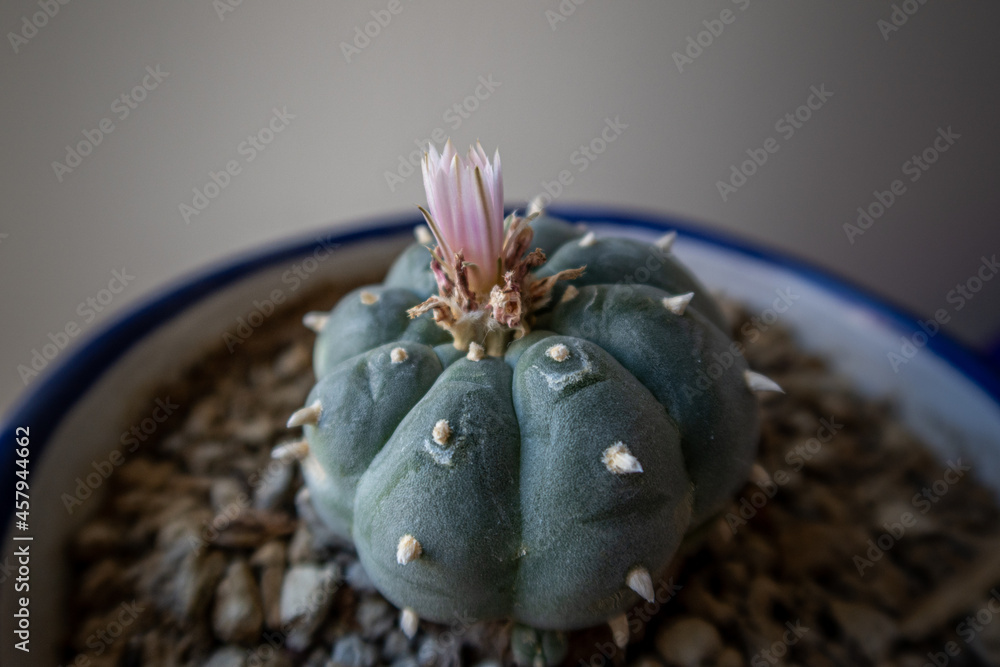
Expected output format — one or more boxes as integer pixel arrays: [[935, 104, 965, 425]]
[[64, 277, 1000, 667]]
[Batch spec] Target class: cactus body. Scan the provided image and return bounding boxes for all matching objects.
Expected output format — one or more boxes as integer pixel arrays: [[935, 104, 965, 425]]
[[293, 216, 764, 639]]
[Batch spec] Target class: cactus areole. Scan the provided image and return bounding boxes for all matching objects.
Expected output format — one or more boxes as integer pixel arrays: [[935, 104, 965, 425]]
[[284, 142, 780, 653]]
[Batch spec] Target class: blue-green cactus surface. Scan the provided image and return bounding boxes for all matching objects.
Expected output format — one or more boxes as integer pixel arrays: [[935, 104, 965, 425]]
[[290, 216, 768, 645]]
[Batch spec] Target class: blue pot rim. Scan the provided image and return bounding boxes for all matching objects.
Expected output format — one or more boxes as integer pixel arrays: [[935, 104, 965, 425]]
[[3, 205, 999, 533]]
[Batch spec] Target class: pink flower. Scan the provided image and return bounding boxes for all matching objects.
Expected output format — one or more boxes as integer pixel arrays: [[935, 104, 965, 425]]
[[409, 140, 584, 354], [420, 140, 504, 296]]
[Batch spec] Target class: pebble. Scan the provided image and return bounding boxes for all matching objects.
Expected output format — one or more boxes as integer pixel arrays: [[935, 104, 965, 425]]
[[79, 558, 126, 608], [654, 617, 722, 667], [209, 508, 297, 549], [345, 561, 377, 593], [275, 343, 310, 378], [391, 657, 421, 667], [829, 599, 898, 663], [356, 596, 396, 639], [279, 563, 340, 649], [116, 458, 177, 491], [212, 477, 246, 512], [629, 657, 663, 667], [288, 523, 318, 564], [331, 634, 379, 667], [682, 575, 737, 626], [296, 487, 355, 550], [254, 461, 295, 510], [185, 397, 221, 436], [717, 647, 744, 667], [169, 549, 227, 620], [65, 292, 1000, 667], [256, 650, 294, 667], [302, 647, 332, 667], [186, 441, 233, 475], [382, 630, 413, 661], [213, 559, 264, 645], [971, 613, 1000, 666], [204, 646, 247, 667], [233, 414, 275, 446], [251, 540, 287, 629], [73, 520, 123, 561], [418, 634, 460, 667]]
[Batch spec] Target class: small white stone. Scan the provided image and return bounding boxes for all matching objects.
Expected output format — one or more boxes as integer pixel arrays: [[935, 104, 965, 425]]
[[360, 291, 379, 305], [400, 608, 419, 639], [271, 439, 309, 462], [627, 566, 655, 603], [609, 613, 630, 648], [579, 231, 597, 247], [286, 400, 322, 428], [396, 534, 422, 565], [546, 343, 570, 362], [432, 419, 451, 445], [744, 369, 784, 393], [655, 618, 723, 667], [302, 312, 328, 333], [749, 463, 771, 486], [280, 564, 338, 628], [390, 347, 409, 363], [602, 442, 643, 475], [466, 342, 485, 361], [414, 225, 433, 244], [561, 285, 579, 303], [662, 292, 695, 316]]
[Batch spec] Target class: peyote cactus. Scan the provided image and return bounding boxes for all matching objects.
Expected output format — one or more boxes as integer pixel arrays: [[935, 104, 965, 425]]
[[281, 141, 781, 661]]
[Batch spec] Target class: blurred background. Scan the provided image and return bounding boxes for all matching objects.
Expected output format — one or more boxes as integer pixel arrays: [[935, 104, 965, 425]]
[[2, 1, 998, 416]]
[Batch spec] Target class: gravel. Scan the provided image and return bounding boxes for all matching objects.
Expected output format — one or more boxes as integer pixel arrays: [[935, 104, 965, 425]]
[[64, 279, 1000, 666]]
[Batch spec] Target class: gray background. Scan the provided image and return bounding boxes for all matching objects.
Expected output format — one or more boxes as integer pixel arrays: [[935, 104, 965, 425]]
[[2, 1, 999, 416]]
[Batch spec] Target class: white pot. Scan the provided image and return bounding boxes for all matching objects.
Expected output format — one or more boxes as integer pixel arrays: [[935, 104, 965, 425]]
[[3, 208, 999, 666]]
